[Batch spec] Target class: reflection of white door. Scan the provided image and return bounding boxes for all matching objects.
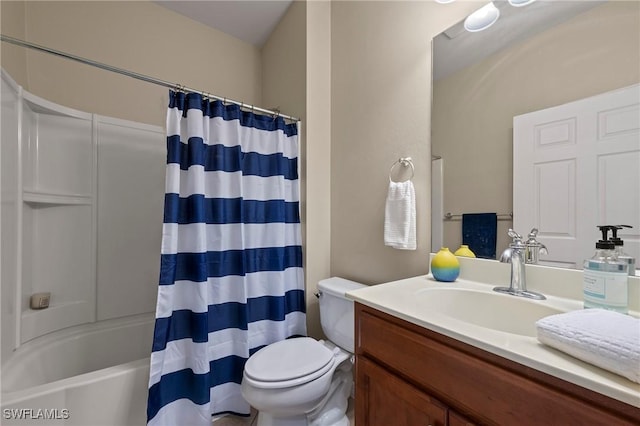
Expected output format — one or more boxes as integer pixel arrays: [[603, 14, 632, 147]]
[[514, 84, 640, 270]]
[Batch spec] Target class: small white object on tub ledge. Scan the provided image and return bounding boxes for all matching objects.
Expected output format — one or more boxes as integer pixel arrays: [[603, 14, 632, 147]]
[[30, 292, 51, 309]]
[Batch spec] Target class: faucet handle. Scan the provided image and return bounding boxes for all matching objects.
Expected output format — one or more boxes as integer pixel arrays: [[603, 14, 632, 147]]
[[507, 228, 522, 240], [526, 229, 541, 246], [523, 229, 549, 264], [525, 228, 547, 250], [507, 229, 525, 249]]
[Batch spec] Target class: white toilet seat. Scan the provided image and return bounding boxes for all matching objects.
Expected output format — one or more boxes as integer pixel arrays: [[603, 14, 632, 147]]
[[244, 337, 336, 389]]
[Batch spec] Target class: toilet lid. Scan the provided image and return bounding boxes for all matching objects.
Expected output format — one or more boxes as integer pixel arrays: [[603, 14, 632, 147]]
[[244, 337, 334, 383]]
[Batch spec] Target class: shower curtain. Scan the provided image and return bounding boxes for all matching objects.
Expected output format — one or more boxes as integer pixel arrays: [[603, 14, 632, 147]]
[[147, 91, 306, 425]]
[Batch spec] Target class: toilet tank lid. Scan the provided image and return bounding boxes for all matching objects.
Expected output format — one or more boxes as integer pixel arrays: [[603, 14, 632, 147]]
[[318, 277, 365, 297]]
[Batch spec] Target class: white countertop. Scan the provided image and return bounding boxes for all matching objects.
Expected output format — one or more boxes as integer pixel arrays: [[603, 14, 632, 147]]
[[346, 271, 640, 408]]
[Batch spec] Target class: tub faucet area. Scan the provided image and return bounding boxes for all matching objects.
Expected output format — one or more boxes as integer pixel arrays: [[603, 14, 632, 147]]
[[494, 229, 546, 300]]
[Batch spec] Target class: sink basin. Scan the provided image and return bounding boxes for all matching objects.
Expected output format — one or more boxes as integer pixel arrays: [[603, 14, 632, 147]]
[[414, 287, 565, 337]]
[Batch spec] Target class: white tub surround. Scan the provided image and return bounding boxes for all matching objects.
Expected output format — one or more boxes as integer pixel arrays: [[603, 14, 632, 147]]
[[1, 68, 164, 353], [346, 256, 640, 409]]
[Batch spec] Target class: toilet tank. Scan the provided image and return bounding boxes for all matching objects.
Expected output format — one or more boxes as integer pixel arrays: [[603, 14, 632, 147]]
[[318, 277, 366, 353]]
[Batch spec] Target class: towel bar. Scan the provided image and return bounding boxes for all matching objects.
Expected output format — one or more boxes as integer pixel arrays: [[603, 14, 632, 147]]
[[444, 212, 513, 221]]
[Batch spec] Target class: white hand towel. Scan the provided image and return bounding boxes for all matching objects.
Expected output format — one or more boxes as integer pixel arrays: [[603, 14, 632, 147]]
[[384, 180, 416, 250], [536, 309, 640, 383]]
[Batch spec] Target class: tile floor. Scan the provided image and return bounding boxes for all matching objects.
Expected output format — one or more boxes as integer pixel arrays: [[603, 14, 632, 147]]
[[213, 408, 257, 425], [214, 399, 355, 425]]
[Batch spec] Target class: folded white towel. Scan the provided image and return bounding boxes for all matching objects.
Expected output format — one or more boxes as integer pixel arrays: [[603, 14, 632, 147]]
[[384, 180, 416, 250], [536, 309, 640, 383]]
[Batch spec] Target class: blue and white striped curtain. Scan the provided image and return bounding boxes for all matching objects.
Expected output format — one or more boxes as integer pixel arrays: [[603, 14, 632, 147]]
[[147, 91, 306, 425]]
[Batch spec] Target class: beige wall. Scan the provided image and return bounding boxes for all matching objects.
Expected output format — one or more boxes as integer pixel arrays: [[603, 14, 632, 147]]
[[8, 0, 618, 335], [1, 0, 321, 334], [262, 0, 332, 339], [262, 1, 328, 338], [0, 1, 28, 86], [330, 0, 478, 285], [433, 1, 640, 255], [3, 1, 262, 127], [262, 1, 306, 119], [304, 0, 332, 338]]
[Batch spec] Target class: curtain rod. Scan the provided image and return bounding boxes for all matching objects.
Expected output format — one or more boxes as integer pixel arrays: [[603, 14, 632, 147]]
[[0, 34, 299, 122]]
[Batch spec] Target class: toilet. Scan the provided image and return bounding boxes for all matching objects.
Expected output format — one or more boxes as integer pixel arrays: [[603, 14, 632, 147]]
[[241, 277, 366, 426]]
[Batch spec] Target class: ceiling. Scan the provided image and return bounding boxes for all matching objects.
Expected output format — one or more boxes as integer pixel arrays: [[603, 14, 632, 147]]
[[154, 0, 293, 47], [434, 0, 604, 81], [154, 1, 605, 77]]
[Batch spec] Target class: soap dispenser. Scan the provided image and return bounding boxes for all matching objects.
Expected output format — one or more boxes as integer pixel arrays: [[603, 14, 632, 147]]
[[583, 225, 629, 314], [610, 225, 636, 277]]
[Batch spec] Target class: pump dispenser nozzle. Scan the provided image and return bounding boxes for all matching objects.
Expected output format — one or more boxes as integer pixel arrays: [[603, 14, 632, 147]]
[[610, 225, 635, 277], [596, 225, 615, 250], [610, 225, 632, 246]]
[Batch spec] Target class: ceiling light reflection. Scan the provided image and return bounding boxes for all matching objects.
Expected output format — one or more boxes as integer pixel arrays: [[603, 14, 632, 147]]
[[464, 2, 500, 33], [508, 0, 537, 7]]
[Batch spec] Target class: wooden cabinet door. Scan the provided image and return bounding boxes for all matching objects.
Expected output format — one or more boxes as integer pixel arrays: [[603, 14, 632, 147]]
[[448, 411, 477, 426], [355, 356, 447, 426]]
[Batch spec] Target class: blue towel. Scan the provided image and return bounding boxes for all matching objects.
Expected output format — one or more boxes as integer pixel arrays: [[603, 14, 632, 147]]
[[462, 213, 497, 259]]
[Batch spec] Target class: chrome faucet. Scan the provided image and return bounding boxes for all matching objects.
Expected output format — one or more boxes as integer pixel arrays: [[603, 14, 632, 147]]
[[499, 228, 547, 265], [494, 229, 546, 300], [524, 228, 548, 264]]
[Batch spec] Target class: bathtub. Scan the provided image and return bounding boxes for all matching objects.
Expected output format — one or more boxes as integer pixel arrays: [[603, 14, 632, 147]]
[[1, 313, 154, 426]]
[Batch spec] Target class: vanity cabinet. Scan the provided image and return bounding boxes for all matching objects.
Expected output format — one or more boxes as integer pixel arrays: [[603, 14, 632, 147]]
[[354, 302, 640, 425], [357, 356, 448, 426]]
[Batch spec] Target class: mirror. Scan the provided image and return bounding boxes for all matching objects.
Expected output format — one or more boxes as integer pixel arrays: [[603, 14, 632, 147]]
[[431, 0, 640, 267]]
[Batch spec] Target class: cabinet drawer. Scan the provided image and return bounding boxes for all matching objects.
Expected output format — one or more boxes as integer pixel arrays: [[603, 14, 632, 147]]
[[356, 356, 447, 426], [355, 303, 639, 425]]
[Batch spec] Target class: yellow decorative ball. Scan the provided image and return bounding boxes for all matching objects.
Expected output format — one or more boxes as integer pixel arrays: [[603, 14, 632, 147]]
[[430, 247, 460, 282], [454, 245, 476, 258]]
